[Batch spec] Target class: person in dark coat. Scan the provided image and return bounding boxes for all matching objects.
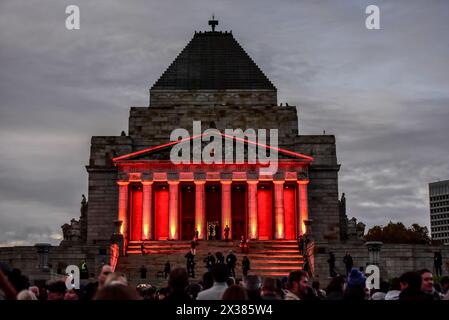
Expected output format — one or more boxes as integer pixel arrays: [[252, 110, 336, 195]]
[[214, 224, 220, 240], [343, 252, 354, 276], [434, 251, 443, 277], [203, 252, 216, 272], [242, 256, 251, 277], [208, 224, 214, 240], [185, 251, 196, 278], [224, 225, 230, 241], [165, 268, 192, 302], [226, 250, 237, 277], [327, 252, 337, 277], [164, 261, 171, 279], [139, 265, 147, 279]]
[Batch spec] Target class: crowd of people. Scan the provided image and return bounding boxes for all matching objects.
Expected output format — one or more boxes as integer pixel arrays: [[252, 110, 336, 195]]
[[1, 259, 448, 301]]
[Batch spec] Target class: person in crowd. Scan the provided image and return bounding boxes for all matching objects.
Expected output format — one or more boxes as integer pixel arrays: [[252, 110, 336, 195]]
[[46, 280, 66, 300], [260, 277, 281, 300], [226, 277, 235, 287], [29, 286, 40, 300], [343, 252, 354, 276], [197, 264, 229, 300], [165, 268, 192, 301], [214, 224, 220, 240], [297, 234, 305, 255], [440, 276, 449, 295], [284, 270, 310, 300], [224, 225, 230, 241], [239, 235, 246, 253], [85, 264, 112, 299], [104, 272, 128, 287], [434, 251, 443, 277], [419, 268, 442, 300], [209, 224, 214, 240], [242, 256, 251, 277], [190, 239, 197, 255], [215, 251, 225, 264], [64, 288, 80, 300], [325, 275, 345, 300], [94, 283, 140, 300], [17, 289, 37, 300], [244, 275, 262, 301], [327, 252, 337, 277], [201, 271, 214, 291], [399, 271, 431, 301], [222, 284, 248, 300], [385, 277, 401, 300], [194, 229, 199, 244], [186, 283, 202, 300], [370, 280, 389, 300], [244, 238, 250, 254], [226, 250, 237, 278], [0, 268, 18, 300], [312, 280, 326, 299], [344, 268, 366, 301], [185, 250, 196, 278], [204, 252, 216, 272], [164, 261, 171, 279], [139, 265, 147, 279]]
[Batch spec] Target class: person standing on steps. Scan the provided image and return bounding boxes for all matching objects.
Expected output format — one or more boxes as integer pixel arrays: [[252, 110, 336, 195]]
[[226, 250, 237, 278], [224, 225, 230, 241], [242, 256, 251, 277], [185, 250, 196, 278], [164, 261, 171, 279], [343, 252, 354, 276], [214, 223, 220, 240]]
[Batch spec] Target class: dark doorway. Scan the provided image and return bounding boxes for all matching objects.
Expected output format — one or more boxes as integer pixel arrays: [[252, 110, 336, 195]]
[[231, 183, 247, 239], [205, 183, 221, 240], [180, 183, 195, 240]]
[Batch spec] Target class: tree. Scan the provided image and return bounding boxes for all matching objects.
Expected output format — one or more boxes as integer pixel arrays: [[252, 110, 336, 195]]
[[364, 221, 431, 244]]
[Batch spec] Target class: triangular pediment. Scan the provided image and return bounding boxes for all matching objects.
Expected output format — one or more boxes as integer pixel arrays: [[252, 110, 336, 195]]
[[112, 132, 313, 163]]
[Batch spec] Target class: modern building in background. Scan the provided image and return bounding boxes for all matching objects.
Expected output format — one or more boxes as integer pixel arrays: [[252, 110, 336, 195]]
[[429, 180, 449, 244]]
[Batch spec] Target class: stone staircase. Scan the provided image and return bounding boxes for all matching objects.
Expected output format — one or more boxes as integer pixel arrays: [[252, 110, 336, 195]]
[[116, 240, 303, 288]]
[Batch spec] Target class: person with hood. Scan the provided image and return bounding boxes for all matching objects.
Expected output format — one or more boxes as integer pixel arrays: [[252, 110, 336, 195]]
[[344, 268, 367, 301]]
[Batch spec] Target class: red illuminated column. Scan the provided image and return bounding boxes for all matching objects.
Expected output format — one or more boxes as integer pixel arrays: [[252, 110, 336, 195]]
[[141, 181, 153, 240], [117, 181, 129, 237], [194, 180, 206, 239], [297, 180, 309, 235], [221, 181, 232, 239], [168, 181, 179, 240], [274, 181, 285, 239], [247, 181, 258, 239]]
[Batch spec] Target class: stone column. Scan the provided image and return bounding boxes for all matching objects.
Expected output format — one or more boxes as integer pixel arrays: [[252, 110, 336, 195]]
[[141, 181, 153, 240], [247, 180, 258, 239], [168, 181, 180, 240], [274, 180, 285, 239], [297, 180, 309, 235], [117, 181, 129, 237], [221, 181, 232, 239], [194, 180, 206, 239]]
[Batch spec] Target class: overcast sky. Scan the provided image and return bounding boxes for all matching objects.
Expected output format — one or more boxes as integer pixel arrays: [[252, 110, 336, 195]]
[[1, 0, 448, 246]]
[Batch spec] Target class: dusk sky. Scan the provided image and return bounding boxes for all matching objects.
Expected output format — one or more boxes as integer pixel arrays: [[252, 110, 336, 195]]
[[1, 0, 448, 246]]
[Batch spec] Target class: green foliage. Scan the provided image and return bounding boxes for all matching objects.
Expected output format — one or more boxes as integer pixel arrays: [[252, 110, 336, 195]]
[[364, 221, 431, 244]]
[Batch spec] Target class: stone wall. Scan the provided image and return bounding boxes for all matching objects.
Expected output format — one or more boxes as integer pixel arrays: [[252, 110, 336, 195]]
[[311, 241, 449, 286], [0, 244, 109, 284], [150, 89, 277, 107], [128, 104, 299, 148]]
